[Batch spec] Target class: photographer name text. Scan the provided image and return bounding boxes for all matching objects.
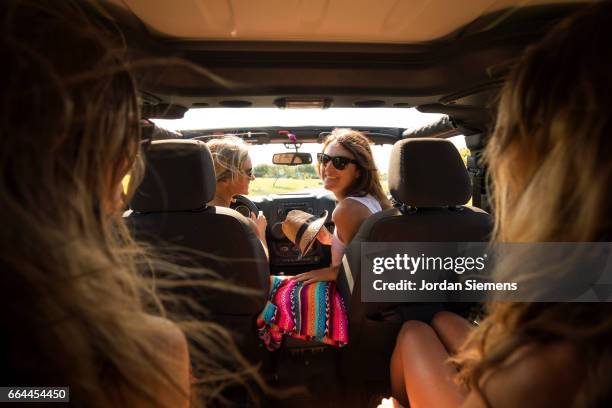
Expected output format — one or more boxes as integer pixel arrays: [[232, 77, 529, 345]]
[[372, 279, 518, 291]]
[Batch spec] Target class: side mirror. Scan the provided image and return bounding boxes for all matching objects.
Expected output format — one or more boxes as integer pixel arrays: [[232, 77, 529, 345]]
[[272, 152, 312, 166]]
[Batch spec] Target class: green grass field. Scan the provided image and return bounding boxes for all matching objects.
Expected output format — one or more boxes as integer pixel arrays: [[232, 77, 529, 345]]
[[249, 177, 392, 195], [249, 178, 472, 205], [249, 177, 324, 195]]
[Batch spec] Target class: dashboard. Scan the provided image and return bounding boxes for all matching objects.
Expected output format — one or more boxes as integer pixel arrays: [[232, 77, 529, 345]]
[[252, 192, 337, 274]]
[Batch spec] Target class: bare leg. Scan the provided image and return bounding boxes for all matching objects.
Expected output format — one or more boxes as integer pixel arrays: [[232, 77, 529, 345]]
[[390, 320, 467, 408], [431, 311, 474, 355], [390, 337, 409, 406]]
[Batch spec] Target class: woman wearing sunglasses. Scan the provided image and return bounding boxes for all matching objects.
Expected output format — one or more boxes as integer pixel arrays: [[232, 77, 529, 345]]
[[207, 136, 268, 257], [293, 128, 392, 284]]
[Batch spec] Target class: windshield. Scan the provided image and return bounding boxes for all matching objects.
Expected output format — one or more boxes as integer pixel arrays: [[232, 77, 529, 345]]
[[247, 143, 394, 195], [153, 108, 467, 196]]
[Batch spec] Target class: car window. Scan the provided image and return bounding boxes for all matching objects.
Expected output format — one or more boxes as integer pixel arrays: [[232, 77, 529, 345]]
[[247, 143, 394, 195], [246, 138, 468, 196]]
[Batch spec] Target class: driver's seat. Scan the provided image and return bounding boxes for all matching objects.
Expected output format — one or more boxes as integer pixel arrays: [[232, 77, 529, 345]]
[[125, 139, 269, 357]]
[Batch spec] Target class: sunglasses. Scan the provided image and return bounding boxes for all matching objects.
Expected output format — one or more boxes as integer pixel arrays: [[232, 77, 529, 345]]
[[317, 153, 358, 170], [242, 168, 254, 178]]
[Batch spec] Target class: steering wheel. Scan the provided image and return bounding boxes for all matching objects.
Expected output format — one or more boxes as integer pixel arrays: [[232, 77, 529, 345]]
[[230, 194, 259, 218]]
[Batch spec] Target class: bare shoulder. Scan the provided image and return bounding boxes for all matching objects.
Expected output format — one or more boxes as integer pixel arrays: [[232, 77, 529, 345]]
[[142, 314, 189, 353], [333, 198, 372, 223], [332, 198, 374, 243], [461, 342, 581, 408], [119, 315, 191, 407]]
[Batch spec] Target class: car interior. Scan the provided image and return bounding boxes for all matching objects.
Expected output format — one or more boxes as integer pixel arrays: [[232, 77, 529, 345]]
[[87, 0, 596, 406]]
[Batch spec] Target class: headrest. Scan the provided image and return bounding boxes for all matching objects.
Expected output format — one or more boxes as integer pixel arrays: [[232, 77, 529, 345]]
[[130, 139, 216, 213], [388, 138, 471, 207]]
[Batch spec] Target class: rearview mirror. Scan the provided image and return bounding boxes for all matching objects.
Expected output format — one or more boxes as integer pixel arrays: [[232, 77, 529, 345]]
[[272, 152, 313, 166]]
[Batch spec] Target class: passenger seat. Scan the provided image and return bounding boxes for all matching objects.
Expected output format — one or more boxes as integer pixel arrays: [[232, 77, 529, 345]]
[[336, 138, 491, 403]]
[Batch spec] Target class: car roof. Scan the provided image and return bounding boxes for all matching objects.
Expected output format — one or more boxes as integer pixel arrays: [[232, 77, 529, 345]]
[[99, 0, 593, 133], [108, 0, 585, 43]]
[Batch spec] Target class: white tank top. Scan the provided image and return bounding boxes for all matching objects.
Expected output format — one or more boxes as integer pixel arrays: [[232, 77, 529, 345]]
[[331, 194, 382, 266]]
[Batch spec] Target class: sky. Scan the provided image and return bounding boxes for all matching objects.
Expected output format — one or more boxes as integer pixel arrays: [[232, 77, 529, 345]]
[[153, 108, 466, 172], [153, 107, 446, 131]]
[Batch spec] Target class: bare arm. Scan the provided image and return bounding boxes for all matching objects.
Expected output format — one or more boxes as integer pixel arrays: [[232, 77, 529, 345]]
[[292, 199, 372, 284], [460, 343, 580, 408], [333, 198, 373, 244], [122, 315, 190, 408]]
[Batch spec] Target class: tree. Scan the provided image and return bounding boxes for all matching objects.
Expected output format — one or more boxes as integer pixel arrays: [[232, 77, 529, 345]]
[[295, 165, 318, 179], [254, 163, 319, 179], [254, 163, 273, 178]]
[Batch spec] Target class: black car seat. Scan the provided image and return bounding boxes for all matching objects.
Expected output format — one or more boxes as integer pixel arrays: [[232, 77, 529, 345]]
[[125, 139, 269, 360], [336, 138, 492, 402]]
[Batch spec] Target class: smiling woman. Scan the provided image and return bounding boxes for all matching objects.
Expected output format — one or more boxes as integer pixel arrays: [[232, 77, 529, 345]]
[[293, 128, 393, 282], [255, 128, 393, 350]]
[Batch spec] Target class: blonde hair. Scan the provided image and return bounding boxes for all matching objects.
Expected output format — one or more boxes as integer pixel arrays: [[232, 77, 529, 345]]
[[0, 1, 265, 406], [206, 136, 250, 182], [320, 128, 392, 209], [453, 2, 612, 405]]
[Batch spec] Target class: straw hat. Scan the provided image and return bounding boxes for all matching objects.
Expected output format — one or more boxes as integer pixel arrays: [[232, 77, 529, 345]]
[[282, 209, 329, 258]]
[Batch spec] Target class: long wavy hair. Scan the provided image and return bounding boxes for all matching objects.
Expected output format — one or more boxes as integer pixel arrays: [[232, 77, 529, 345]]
[[0, 1, 265, 406], [452, 2, 612, 406], [206, 136, 251, 182], [320, 128, 392, 209]]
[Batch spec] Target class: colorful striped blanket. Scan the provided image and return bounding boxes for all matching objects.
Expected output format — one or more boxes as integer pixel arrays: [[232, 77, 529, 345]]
[[256, 276, 348, 350]]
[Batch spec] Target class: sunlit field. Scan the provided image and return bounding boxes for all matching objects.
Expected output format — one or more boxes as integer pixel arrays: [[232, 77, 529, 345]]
[[249, 177, 392, 196], [249, 177, 324, 195]]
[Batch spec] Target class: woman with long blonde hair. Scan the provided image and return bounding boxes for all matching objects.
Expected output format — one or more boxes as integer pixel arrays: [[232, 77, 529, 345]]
[[206, 136, 269, 257], [384, 2, 612, 407], [0, 1, 262, 406]]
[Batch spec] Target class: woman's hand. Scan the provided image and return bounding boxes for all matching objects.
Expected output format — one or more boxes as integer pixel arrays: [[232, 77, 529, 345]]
[[250, 211, 267, 239], [247, 211, 269, 259], [291, 265, 339, 285], [316, 226, 333, 245]]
